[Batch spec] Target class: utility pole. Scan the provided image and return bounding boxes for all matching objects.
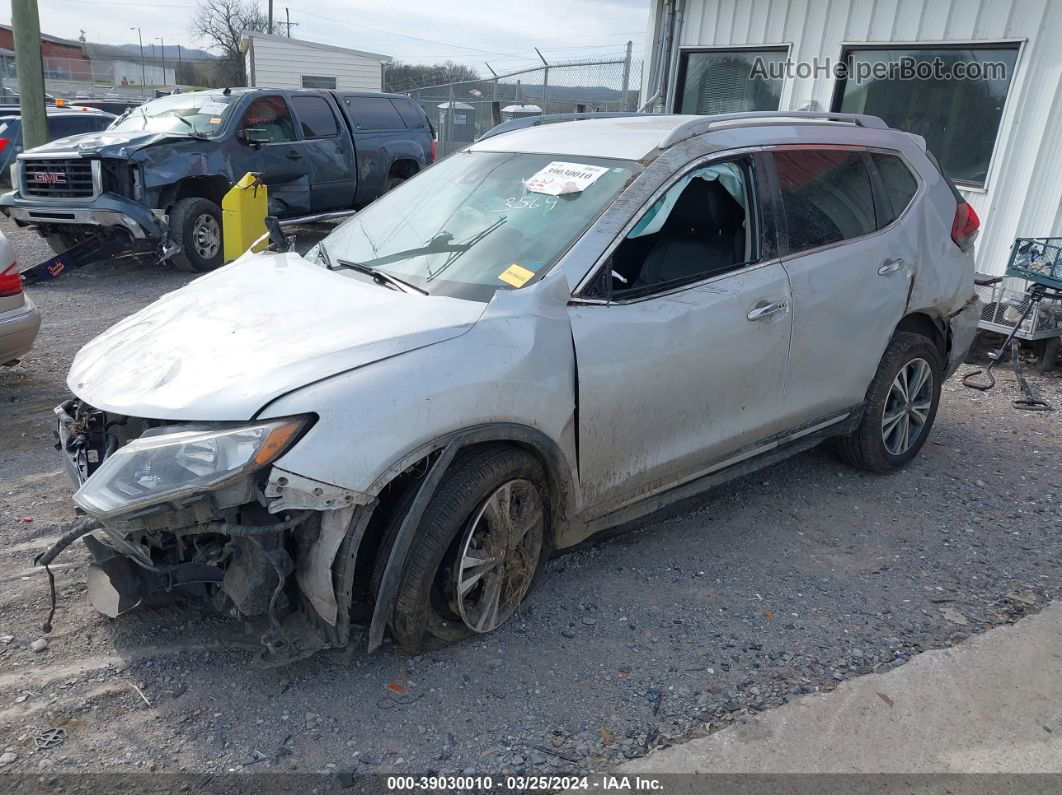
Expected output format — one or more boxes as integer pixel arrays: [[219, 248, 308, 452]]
[[130, 26, 145, 96], [268, 0, 273, 34], [284, 8, 297, 37], [176, 43, 182, 84], [12, 0, 47, 149], [157, 37, 166, 86]]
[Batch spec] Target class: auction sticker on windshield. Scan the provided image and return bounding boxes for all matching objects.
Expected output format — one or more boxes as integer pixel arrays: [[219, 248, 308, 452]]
[[497, 263, 535, 288], [525, 161, 609, 196], [199, 101, 229, 115]]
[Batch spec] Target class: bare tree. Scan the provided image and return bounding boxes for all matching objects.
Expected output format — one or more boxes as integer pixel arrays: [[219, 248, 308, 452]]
[[190, 0, 267, 85]]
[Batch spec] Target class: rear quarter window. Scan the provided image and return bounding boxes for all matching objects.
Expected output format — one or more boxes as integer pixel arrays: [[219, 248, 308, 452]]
[[390, 98, 426, 129], [871, 152, 919, 227], [343, 96, 404, 130], [772, 149, 877, 254]]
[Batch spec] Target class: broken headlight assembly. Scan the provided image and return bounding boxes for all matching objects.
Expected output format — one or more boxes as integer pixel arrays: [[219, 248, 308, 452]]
[[73, 416, 310, 519]]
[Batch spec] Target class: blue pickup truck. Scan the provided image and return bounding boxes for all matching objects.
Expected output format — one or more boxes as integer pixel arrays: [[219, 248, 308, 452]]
[[0, 88, 435, 272]]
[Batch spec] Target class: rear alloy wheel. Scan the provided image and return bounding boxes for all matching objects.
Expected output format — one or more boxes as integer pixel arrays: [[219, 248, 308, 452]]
[[880, 357, 934, 456], [169, 197, 224, 273], [379, 446, 549, 653], [836, 332, 943, 473]]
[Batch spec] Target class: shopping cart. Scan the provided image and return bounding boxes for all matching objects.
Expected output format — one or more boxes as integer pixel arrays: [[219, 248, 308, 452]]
[[963, 238, 1062, 410]]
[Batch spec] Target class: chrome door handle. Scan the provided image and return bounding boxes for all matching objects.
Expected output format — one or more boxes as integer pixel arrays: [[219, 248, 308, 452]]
[[878, 257, 905, 275], [747, 299, 788, 321]]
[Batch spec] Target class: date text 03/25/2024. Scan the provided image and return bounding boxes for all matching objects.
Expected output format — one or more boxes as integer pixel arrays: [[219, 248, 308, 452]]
[[385, 775, 665, 791]]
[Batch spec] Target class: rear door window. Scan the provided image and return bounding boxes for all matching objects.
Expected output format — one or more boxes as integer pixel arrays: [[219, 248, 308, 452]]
[[291, 95, 338, 138], [390, 98, 427, 129], [771, 149, 877, 254], [870, 152, 919, 227], [343, 96, 404, 130]]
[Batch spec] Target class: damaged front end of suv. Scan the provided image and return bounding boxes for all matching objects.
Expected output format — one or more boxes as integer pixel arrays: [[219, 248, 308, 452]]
[[49, 399, 370, 665]]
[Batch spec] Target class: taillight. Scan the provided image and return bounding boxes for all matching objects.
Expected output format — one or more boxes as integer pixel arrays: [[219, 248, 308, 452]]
[[0, 264, 22, 297], [0, 138, 8, 153], [951, 201, 980, 251], [430, 138, 436, 163]]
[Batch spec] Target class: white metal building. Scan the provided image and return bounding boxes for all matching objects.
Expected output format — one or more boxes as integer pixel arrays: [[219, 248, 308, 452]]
[[240, 33, 391, 93], [641, 0, 1062, 275]]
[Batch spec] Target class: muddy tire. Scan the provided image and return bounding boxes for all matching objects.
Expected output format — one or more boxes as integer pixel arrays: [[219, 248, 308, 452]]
[[385, 174, 405, 192], [375, 445, 550, 653], [836, 332, 943, 474], [169, 198, 223, 273], [44, 230, 88, 255]]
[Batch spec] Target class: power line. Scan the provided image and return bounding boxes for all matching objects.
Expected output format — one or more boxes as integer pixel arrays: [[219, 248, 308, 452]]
[[297, 9, 511, 55]]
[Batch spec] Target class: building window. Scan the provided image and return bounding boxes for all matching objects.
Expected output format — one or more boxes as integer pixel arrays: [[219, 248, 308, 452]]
[[834, 45, 1020, 188], [676, 48, 787, 115], [301, 75, 337, 89]]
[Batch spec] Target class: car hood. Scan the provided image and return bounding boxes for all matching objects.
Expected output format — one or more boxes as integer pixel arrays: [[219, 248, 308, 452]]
[[68, 252, 487, 421], [26, 128, 193, 158]]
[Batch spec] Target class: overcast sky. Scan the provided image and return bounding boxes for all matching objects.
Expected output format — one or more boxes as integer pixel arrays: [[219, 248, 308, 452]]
[[20, 0, 650, 74]]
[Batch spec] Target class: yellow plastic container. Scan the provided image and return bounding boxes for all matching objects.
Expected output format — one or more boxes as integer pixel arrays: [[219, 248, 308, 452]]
[[222, 172, 269, 263]]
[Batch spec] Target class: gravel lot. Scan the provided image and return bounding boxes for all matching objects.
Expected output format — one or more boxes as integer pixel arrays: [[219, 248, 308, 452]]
[[1, 215, 1060, 777]]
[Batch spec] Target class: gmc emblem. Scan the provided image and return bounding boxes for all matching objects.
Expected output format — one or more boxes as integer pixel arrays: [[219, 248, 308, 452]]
[[32, 172, 66, 184]]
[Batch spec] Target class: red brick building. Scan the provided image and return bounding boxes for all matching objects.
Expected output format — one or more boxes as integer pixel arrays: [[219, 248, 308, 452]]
[[0, 24, 91, 80]]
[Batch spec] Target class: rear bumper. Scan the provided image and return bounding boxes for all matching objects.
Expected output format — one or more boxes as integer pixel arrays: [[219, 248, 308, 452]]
[[0, 296, 41, 364], [0, 190, 163, 240]]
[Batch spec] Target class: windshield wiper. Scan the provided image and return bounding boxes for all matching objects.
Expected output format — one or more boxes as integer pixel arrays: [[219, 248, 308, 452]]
[[334, 258, 427, 295], [174, 115, 209, 140]]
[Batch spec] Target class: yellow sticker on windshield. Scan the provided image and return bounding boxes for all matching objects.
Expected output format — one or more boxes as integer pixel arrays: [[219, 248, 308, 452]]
[[498, 264, 535, 288], [208, 117, 223, 124]]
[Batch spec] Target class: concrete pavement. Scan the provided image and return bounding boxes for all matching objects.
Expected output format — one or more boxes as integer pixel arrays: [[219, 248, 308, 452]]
[[622, 601, 1062, 773]]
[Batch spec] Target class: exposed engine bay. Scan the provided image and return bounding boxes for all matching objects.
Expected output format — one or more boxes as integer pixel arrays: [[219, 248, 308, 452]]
[[47, 398, 372, 665]]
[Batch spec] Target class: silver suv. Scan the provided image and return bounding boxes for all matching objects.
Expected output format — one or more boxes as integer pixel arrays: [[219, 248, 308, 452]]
[[51, 112, 979, 662]]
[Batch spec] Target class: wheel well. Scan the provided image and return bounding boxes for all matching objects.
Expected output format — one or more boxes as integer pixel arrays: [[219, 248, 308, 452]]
[[895, 312, 947, 358], [387, 159, 419, 180], [352, 438, 566, 613], [163, 176, 229, 211]]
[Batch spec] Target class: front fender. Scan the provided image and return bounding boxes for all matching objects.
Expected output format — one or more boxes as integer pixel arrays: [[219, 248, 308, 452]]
[[258, 273, 581, 515]]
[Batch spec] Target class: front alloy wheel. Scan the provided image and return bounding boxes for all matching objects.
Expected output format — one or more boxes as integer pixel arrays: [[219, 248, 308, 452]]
[[454, 479, 544, 633], [191, 213, 221, 262], [378, 446, 550, 653]]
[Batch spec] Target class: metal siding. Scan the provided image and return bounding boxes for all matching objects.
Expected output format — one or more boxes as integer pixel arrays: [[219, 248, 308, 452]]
[[867, 0, 901, 41], [974, 0, 1014, 39], [248, 36, 383, 92], [664, 0, 1062, 273]]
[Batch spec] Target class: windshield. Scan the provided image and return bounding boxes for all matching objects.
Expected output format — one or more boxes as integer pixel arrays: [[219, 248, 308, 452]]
[[109, 92, 239, 136], [314, 150, 642, 302]]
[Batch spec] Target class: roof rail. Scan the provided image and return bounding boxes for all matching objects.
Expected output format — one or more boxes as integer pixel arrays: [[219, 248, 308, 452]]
[[660, 111, 889, 148], [478, 112, 648, 141]]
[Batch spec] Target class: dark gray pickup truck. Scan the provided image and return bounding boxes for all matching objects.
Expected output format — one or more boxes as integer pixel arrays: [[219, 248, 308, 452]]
[[0, 88, 434, 271]]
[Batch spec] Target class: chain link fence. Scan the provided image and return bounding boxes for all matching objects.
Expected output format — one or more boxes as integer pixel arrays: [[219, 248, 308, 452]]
[[407, 53, 642, 156]]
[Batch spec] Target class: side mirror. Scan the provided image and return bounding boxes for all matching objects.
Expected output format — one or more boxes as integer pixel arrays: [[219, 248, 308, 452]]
[[264, 215, 292, 252], [237, 127, 269, 147]]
